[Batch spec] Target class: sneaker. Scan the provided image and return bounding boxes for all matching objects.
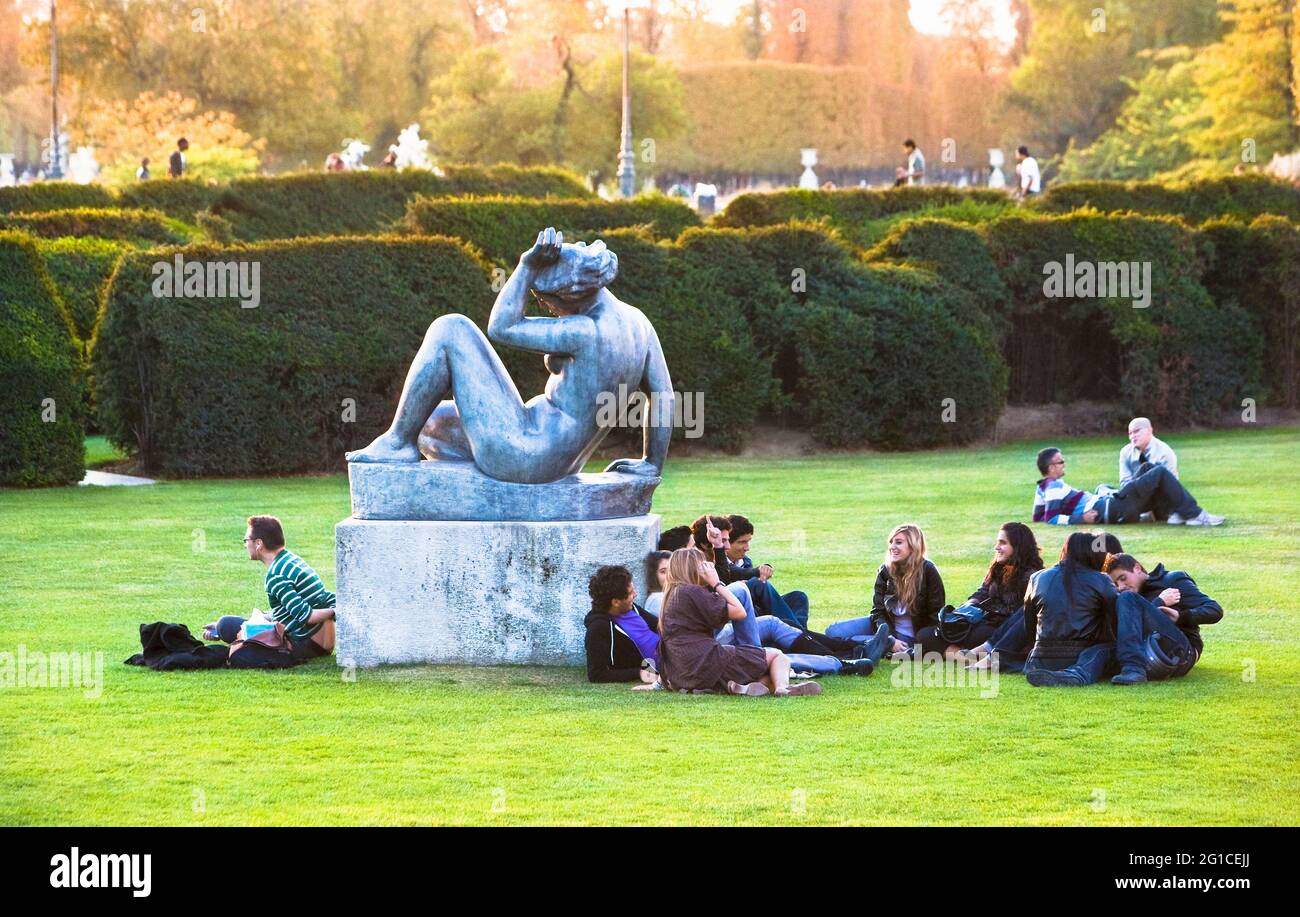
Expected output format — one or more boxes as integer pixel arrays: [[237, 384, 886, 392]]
[[726, 680, 770, 697], [775, 681, 823, 697], [1166, 512, 1185, 525], [1025, 667, 1088, 687], [1111, 666, 1148, 686], [838, 658, 875, 677], [1184, 509, 1224, 527]]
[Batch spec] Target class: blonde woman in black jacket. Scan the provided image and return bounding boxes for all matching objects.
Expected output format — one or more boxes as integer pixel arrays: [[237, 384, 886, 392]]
[[825, 524, 945, 655]]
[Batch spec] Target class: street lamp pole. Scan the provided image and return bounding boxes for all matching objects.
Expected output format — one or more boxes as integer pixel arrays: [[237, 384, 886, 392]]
[[48, 0, 62, 179], [616, 5, 635, 198]]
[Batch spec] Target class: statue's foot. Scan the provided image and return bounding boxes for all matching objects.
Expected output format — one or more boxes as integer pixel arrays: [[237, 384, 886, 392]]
[[346, 431, 423, 463]]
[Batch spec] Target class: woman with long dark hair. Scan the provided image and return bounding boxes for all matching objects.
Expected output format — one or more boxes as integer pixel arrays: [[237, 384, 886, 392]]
[[1021, 532, 1119, 687], [916, 522, 1043, 658]]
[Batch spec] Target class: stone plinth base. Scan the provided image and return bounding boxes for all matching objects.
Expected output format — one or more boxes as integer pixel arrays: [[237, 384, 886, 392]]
[[348, 460, 660, 522], [335, 515, 660, 667]]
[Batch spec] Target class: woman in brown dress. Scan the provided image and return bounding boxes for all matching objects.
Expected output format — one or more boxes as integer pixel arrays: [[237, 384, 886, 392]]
[[658, 548, 821, 697]]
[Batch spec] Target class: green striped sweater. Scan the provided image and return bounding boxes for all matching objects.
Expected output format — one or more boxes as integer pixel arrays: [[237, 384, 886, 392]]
[[264, 550, 336, 642]]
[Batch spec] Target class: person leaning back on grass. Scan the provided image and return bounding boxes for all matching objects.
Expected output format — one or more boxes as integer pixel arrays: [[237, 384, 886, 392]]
[[1032, 447, 1223, 527], [204, 515, 337, 663]]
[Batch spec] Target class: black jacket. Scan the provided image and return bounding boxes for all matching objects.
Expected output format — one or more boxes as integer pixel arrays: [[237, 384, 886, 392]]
[[869, 560, 946, 632], [583, 605, 659, 683], [1023, 563, 1117, 659], [1139, 564, 1222, 655], [967, 566, 1037, 624], [125, 622, 228, 671], [716, 552, 763, 586]]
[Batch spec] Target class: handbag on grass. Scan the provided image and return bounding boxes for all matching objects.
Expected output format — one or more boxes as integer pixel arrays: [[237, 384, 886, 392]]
[[937, 604, 985, 644]]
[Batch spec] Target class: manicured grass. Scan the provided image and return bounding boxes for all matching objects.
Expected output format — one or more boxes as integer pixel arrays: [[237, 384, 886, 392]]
[[2, 427, 1298, 825], [84, 435, 127, 469]]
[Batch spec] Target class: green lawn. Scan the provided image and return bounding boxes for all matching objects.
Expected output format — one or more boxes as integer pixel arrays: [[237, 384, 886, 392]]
[[2, 427, 1298, 825]]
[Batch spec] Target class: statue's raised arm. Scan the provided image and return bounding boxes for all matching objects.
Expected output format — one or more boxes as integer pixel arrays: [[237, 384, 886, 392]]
[[346, 227, 672, 486]]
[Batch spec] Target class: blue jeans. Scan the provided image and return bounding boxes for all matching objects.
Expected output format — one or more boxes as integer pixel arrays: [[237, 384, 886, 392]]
[[1115, 591, 1194, 678], [826, 615, 913, 647], [717, 613, 842, 675], [984, 611, 1029, 674], [1025, 643, 1116, 687], [713, 582, 760, 646], [748, 579, 809, 628]]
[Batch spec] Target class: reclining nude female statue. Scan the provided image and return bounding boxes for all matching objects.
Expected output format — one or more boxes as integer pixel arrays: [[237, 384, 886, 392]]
[[346, 227, 673, 485]]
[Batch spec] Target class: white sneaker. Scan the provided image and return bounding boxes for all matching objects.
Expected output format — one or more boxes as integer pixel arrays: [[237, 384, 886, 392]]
[[1166, 512, 1185, 525], [1185, 510, 1224, 526]]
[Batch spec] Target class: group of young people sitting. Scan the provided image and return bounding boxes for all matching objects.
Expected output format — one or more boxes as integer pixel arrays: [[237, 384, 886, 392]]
[[586, 510, 1223, 695]]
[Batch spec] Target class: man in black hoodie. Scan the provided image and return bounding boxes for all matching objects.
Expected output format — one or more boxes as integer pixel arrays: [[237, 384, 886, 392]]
[[584, 566, 661, 684], [1105, 553, 1223, 685]]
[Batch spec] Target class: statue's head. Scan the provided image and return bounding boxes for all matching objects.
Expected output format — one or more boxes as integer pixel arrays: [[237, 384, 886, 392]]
[[531, 239, 618, 313]]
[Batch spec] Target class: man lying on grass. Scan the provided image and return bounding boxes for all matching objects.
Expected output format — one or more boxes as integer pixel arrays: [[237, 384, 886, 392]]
[[204, 515, 336, 663], [1033, 447, 1224, 527], [1104, 552, 1224, 686]]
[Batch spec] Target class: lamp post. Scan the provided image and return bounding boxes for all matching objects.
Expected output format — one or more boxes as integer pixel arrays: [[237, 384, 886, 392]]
[[48, 0, 62, 179], [616, 4, 635, 198]]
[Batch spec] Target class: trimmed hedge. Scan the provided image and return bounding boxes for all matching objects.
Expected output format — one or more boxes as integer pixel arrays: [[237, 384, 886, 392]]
[[0, 208, 192, 245], [93, 235, 520, 476], [1032, 174, 1300, 223], [117, 178, 225, 223], [980, 212, 1261, 423], [0, 182, 115, 214], [601, 223, 1007, 450], [403, 195, 702, 264], [34, 238, 128, 344], [718, 186, 1011, 229], [0, 232, 86, 487], [208, 165, 593, 241], [1200, 216, 1300, 408]]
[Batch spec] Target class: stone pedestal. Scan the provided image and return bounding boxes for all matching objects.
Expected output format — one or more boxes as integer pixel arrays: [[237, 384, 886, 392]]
[[335, 515, 660, 667]]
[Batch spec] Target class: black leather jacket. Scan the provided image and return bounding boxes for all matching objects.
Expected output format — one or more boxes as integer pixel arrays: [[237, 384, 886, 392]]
[[1139, 564, 1222, 655], [967, 566, 1037, 624], [1023, 562, 1117, 659], [869, 560, 946, 632]]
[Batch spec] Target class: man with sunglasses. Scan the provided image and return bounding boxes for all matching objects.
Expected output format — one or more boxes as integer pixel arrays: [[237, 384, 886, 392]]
[[1032, 447, 1223, 527]]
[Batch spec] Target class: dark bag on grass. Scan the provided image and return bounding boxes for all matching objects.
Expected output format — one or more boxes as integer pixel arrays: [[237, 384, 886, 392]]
[[126, 622, 228, 671], [937, 604, 985, 645], [227, 622, 296, 669]]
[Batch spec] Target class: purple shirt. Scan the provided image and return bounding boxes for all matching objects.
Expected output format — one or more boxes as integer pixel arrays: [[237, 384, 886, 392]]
[[613, 609, 660, 668]]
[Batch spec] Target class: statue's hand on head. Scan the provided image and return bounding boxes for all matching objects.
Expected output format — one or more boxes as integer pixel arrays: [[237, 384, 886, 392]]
[[521, 227, 564, 271]]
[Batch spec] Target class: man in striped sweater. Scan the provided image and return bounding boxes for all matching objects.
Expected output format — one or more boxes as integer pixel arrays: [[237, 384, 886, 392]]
[[1032, 447, 1223, 527], [232, 515, 336, 661]]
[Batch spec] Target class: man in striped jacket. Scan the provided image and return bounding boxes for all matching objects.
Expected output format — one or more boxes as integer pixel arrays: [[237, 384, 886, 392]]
[[1032, 447, 1223, 527], [242, 515, 336, 661]]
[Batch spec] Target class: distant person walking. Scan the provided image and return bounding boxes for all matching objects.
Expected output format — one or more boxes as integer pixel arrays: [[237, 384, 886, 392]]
[[902, 139, 925, 186], [1015, 145, 1040, 199], [168, 138, 189, 178], [136, 158, 150, 181]]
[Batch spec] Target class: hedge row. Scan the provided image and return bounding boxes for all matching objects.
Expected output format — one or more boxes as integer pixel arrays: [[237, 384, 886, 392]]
[[1199, 216, 1300, 408], [1031, 174, 1300, 223], [0, 183, 115, 214], [93, 235, 514, 477], [204, 166, 592, 242], [865, 213, 1266, 423], [403, 194, 702, 264], [717, 186, 1013, 233], [0, 232, 86, 487], [0, 208, 192, 245], [90, 223, 1007, 474]]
